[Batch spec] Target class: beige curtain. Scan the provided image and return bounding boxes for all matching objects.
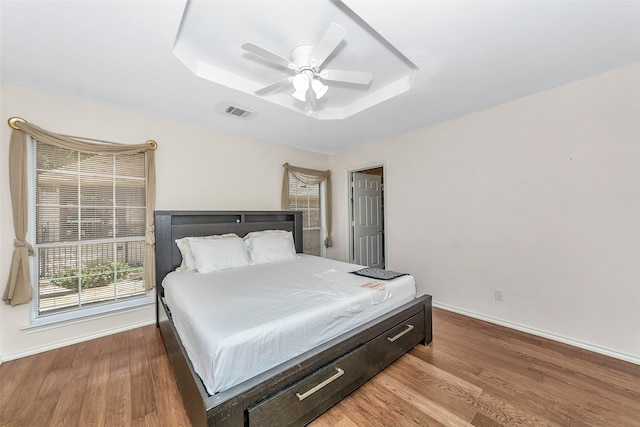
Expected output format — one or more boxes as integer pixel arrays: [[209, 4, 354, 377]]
[[281, 163, 332, 248], [3, 120, 157, 306]]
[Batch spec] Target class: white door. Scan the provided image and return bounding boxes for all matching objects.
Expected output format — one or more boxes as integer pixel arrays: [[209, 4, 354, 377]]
[[352, 172, 384, 268]]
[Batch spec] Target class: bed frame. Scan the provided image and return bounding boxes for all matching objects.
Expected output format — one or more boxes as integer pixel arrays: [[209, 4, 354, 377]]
[[155, 210, 432, 426]]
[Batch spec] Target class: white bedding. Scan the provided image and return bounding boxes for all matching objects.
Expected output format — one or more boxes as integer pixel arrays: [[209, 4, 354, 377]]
[[163, 254, 416, 394]]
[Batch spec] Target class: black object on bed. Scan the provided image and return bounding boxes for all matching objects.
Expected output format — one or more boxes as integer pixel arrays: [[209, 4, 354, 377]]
[[154, 210, 432, 427], [351, 267, 409, 281]]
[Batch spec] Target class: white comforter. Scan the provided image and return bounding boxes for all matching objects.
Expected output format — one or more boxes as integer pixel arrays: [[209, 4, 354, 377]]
[[163, 255, 416, 394]]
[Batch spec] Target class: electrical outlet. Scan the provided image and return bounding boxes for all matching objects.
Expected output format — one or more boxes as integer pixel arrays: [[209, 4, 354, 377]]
[[494, 289, 504, 301]]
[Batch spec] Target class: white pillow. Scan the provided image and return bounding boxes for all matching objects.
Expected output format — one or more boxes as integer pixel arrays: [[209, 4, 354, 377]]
[[243, 229, 291, 239], [175, 233, 239, 271], [244, 230, 297, 265], [188, 236, 251, 273]]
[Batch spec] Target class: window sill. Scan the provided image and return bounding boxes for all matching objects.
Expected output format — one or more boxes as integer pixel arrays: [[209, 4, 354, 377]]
[[23, 294, 155, 332]]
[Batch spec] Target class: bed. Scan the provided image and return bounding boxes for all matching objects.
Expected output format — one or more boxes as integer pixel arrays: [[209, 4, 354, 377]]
[[155, 210, 432, 426]]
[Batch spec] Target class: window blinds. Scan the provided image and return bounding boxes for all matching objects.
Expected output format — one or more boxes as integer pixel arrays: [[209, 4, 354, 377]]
[[34, 141, 146, 314]]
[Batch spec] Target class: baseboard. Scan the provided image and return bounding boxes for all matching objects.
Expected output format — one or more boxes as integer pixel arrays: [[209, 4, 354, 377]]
[[0, 319, 156, 363], [433, 302, 640, 366]]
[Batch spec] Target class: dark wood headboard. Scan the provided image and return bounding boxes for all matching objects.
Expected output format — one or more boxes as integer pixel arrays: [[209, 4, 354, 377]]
[[154, 210, 303, 295]]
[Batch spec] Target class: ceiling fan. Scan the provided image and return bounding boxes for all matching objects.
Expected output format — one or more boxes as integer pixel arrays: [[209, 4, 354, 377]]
[[241, 23, 373, 113]]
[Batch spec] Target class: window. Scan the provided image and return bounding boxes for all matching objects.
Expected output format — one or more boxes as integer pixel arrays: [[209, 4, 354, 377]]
[[287, 175, 323, 256], [32, 140, 147, 316], [282, 163, 332, 254]]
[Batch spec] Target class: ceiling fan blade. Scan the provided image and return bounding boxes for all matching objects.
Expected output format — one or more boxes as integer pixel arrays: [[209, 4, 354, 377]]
[[242, 42, 295, 70], [255, 77, 292, 95], [309, 23, 346, 68], [319, 69, 372, 85]]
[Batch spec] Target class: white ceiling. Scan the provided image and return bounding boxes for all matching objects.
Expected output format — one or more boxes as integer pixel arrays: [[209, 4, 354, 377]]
[[1, 0, 639, 154]]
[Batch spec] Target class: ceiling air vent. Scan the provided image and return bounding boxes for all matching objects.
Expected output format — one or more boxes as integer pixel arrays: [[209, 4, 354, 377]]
[[225, 105, 254, 118]]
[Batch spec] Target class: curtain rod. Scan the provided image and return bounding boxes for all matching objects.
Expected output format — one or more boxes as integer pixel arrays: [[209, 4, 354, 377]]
[[7, 116, 157, 150]]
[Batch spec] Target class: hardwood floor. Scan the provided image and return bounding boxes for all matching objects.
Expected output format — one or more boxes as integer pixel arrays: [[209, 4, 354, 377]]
[[1, 308, 638, 426], [1, 324, 191, 427], [311, 309, 640, 427]]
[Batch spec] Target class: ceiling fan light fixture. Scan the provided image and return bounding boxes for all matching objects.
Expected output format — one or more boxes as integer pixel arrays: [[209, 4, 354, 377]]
[[292, 89, 307, 102], [311, 79, 328, 99], [292, 73, 309, 92], [292, 73, 310, 101]]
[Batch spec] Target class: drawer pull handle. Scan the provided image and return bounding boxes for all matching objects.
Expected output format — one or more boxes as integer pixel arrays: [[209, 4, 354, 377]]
[[387, 324, 414, 342], [295, 368, 345, 401]]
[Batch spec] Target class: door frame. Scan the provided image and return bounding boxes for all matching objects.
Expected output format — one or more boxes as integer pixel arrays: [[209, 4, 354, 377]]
[[347, 162, 386, 267]]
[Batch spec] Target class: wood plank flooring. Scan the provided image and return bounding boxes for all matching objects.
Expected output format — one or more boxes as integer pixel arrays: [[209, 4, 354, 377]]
[[1, 308, 638, 426], [311, 309, 640, 427]]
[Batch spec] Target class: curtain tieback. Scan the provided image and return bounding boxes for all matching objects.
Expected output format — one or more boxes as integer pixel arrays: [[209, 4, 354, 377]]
[[145, 225, 155, 244], [14, 239, 35, 255]]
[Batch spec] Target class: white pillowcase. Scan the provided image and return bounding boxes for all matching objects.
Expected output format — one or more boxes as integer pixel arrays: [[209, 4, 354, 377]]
[[243, 229, 291, 239], [175, 233, 240, 271], [244, 230, 298, 265], [188, 236, 251, 273]]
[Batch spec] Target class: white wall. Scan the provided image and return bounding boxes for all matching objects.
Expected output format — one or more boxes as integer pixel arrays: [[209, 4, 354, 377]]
[[0, 85, 329, 360], [328, 62, 640, 363]]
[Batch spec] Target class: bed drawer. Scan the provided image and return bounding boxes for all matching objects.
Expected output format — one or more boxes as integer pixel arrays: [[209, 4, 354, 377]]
[[247, 311, 425, 426]]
